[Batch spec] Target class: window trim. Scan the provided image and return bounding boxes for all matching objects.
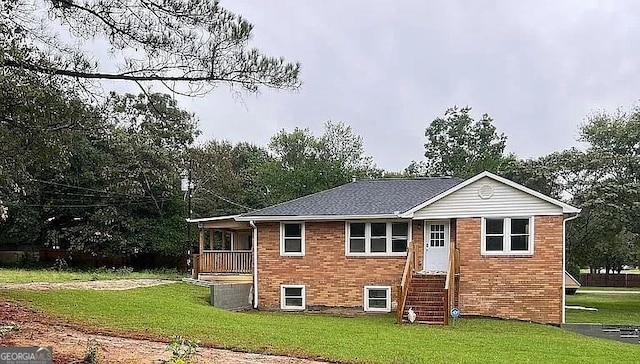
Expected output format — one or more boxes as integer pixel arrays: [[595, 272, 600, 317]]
[[363, 285, 391, 312], [280, 284, 306, 310], [345, 221, 411, 257], [280, 222, 305, 256], [480, 216, 535, 256]]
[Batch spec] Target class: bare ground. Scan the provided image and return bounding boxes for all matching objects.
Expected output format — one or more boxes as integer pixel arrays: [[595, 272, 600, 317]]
[[0, 278, 178, 291], [0, 280, 330, 364]]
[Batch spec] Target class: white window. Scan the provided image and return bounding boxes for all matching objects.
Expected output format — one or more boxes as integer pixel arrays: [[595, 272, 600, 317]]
[[280, 222, 305, 256], [481, 217, 534, 255], [364, 286, 391, 312], [281, 285, 305, 310], [346, 221, 409, 256]]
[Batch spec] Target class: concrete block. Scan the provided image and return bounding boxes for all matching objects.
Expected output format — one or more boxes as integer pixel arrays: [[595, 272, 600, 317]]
[[210, 283, 253, 310]]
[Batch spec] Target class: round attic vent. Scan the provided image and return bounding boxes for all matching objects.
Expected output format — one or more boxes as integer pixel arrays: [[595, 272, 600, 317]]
[[478, 184, 494, 199]]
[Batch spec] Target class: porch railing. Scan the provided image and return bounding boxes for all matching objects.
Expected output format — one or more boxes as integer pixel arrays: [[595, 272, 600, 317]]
[[396, 240, 416, 323], [195, 251, 252, 276]]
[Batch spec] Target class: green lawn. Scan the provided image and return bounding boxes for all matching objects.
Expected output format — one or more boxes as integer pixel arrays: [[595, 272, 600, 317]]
[[0, 267, 185, 283], [2, 284, 639, 363], [577, 286, 640, 292], [566, 289, 640, 324]]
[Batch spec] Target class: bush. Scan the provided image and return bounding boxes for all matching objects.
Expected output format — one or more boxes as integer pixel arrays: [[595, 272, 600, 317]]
[[567, 261, 581, 281], [163, 336, 199, 364], [50, 258, 69, 271]]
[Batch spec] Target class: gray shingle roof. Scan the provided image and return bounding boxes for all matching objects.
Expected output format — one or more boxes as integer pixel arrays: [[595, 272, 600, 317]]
[[241, 177, 464, 217]]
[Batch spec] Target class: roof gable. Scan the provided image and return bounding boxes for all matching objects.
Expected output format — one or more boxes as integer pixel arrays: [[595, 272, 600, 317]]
[[400, 171, 580, 217]]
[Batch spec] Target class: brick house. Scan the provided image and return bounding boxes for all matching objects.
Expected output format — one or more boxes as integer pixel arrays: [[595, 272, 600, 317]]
[[189, 171, 580, 325]]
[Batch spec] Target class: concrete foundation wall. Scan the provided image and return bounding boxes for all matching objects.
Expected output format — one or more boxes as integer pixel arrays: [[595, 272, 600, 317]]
[[210, 283, 253, 309]]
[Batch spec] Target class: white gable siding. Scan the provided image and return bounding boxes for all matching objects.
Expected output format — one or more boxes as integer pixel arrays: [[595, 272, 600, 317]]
[[412, 177, 563, 219]]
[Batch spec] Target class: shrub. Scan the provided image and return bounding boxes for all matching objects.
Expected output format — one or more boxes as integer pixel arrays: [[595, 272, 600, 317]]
[[163, 336, 199, 364]]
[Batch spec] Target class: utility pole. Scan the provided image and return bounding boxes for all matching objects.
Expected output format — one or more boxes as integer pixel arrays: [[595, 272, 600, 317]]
[[183, 160, 194, 273]]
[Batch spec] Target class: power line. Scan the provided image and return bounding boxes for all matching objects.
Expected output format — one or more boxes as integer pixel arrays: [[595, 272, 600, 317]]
[[31, 178, 158, 199], [199, 187, 254, 210], [14, 200, 161, 208]]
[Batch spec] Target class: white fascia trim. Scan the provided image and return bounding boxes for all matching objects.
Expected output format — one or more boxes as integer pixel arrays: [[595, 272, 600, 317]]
[[399, 171, 581, 217], [412, 212, 564, 220], [186, 214, 241, 223], [237, 214, 402, 222]]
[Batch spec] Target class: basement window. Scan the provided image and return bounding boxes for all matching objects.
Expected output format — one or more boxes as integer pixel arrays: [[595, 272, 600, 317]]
[[281, 285, 305, 310], [364, 286, 391, 312], [481, 217, 534, 255]]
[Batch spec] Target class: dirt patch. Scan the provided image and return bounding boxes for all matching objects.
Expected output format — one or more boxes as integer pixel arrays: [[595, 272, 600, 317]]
[[0, 300, 329, 363], [0, 279, 177, 291]]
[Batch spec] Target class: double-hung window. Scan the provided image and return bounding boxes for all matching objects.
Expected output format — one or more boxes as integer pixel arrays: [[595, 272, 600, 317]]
[[346, 221, 409, 256], [280, 222, 305, 256], [482, 217, 534, 255]]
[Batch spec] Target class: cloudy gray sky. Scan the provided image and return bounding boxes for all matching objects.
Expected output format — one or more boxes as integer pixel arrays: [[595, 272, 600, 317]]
[[115, 1, 640, 171]]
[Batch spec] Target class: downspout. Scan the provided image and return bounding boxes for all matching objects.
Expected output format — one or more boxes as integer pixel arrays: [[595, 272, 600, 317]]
[[250, 220, 258, 309], [562, 213, 580, 324]]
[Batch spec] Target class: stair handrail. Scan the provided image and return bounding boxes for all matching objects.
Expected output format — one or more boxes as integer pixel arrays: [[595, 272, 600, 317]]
[[396, 240, 415, 323], [443, 238, 456, 325]]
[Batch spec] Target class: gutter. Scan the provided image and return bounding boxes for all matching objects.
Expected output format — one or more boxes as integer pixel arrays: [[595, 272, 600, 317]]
[[562, 212, 580, 324], [236, 213, 403, 222], [250, 220, 258, 309]]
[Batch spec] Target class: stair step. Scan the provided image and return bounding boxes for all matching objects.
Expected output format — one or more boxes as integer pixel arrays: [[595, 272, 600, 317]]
[[405, 299, 444, 304], [404, 308, 445, 313], [405, 308, 444, 313], [404, 303, 444, 308], [407, 291, 445, 296], [408, 284, 445, 288]]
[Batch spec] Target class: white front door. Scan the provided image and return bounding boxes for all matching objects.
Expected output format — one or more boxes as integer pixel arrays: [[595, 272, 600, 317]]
[[424, 221, 450, 273]]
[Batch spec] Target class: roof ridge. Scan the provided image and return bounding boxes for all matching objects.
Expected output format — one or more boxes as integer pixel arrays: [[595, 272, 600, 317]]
[[357, 176, 462, 181], [239, 181, 356, 217]]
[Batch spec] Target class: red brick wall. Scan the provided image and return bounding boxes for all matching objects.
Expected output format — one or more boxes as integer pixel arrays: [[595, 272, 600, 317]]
[[413, 221, 424, 270], [456, 216, 563, 324], [256, 221, 407, 309]]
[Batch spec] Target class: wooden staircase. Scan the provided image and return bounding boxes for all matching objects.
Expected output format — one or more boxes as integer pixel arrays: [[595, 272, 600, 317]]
[[401, 274, 447, 324]]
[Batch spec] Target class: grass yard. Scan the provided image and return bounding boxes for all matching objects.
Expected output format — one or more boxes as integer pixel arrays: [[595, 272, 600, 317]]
[[577, 286, 640, 292], [2, 284, 639, 363], [566, 289, 640, 324], [0, 267, 185, 283]]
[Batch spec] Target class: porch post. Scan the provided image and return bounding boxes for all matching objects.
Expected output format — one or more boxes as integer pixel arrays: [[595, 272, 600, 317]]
[[209, 229, 215, 250], [199, 229, 204, 253]]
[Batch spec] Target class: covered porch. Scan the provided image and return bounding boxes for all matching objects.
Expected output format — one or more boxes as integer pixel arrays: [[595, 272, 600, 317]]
[[189, 215, 254, 279]]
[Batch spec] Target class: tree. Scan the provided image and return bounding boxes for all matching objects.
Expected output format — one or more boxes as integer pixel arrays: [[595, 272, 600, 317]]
[[261, 121, 381, 203], [190, 140, 272, 217], [417, 106, 508, 179], [0, 88, 199, 258], [0, 63, 104, 247], [564, 106, 640, 272], [1, 0, 300, 95]]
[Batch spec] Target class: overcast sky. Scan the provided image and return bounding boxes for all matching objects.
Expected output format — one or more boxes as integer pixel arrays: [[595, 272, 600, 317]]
[[110, 1, 640, 171]]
